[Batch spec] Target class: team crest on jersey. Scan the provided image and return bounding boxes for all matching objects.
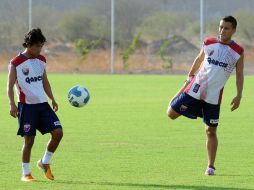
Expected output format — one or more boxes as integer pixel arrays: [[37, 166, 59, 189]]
[[22, 67, 29, 76], [24, 123, 31, 132], [207, 49, 214, 56]]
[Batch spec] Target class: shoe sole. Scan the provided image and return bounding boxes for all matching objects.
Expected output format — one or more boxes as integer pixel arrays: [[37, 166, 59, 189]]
[[21, 178, 36, 182]]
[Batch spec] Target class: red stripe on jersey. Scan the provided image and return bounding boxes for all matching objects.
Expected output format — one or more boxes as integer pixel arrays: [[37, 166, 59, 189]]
[[19, 90, 26, 103], [11, 55, 27, 67], [17, 82, 26, 103], [218, 87, 224, 104], [230, 42, 244, 56], [37, 55, 46, 63], [204, 38, 217, 46], [184, 76, 196, 93]]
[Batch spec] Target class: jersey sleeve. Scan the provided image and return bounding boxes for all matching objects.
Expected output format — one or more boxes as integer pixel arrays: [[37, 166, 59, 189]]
[[37, 54, 46, 63], [203, 37, 217, 46], [10, 55, 27, 67]]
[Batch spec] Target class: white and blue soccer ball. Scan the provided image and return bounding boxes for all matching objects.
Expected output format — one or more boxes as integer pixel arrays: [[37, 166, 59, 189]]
[[68, 85, 90, 107]]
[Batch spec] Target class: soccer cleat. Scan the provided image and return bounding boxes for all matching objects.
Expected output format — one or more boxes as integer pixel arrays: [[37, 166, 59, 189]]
[[21, 173, 36, 182], [37, 159, 54, 180], [205, 167, 215, 176]]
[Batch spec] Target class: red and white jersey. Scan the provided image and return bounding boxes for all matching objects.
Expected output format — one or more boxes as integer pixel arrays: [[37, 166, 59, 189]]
[[185, 37, 244, 105], [11, 53, 48, 104]]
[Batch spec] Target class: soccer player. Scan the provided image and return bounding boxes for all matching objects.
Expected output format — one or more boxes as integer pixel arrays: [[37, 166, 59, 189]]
[[7, 28, 63, 181], [167, 16, 244, 176]]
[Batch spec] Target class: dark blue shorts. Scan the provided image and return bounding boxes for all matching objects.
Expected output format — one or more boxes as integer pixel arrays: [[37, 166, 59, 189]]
[[17, 102, 62, 137], [170, 92, 220, 127]]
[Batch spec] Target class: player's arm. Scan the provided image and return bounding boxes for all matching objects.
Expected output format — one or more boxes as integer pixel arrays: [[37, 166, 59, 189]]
[[231, 54, 244, 111], [42, 70, 58, 112], [188, 48, 205, 77], [170, 49, 205, 102], [7, 64, 18, 118]]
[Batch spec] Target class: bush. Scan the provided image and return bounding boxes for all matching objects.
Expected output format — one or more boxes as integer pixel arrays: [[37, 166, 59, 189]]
[[74, 38, 102, 60], [122, 32, 142, 68]]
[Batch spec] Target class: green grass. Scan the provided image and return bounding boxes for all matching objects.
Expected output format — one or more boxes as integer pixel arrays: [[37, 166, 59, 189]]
[[0, 73, 254, 190]]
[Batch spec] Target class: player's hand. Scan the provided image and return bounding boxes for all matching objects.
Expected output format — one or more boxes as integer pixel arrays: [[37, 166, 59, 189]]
[[230, 95, 241, 111], [52, 100, 58, 112], [9, 104, 18, 118]]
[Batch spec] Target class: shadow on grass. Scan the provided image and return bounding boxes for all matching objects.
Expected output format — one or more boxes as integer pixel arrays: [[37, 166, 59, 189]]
[[41, 180, 254, 190], [218, 174, 254, 177]]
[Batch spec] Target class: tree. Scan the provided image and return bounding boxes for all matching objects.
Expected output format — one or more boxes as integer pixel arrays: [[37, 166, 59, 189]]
[[138, 11, 193, 41]]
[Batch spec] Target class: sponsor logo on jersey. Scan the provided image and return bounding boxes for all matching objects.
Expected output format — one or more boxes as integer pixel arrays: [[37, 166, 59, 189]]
[[180, 105, 188, 112], [210, 119, 219, 124], [25, 76, 43, 84], [24, 123, 31, 132], [207, 57, 228, 68], [22, 67, 29, 76]]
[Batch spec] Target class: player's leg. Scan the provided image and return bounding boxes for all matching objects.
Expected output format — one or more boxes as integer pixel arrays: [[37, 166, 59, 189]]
[[40, 123, 63, 165], [205, 126, 217, 175], [22, 136, 35, 164], [167, 106, 181, 119], [21, 136, 36, 181], [47, 128, 63, 153], [37, 128, 63, 181], [18, 103, 37, 181], [41, 128, 63, 165], [167, 92, 201, 120], [37, 103, 63, 180], [202, 102, 220, 176], [167, 93, 183, 119]]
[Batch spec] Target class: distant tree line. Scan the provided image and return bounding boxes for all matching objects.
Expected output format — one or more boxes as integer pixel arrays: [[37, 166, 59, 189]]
[[0, 0, 254, 50]]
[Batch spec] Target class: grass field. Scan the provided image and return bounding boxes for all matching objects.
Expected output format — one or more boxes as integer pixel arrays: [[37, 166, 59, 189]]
[[0, 74, 254, 190]]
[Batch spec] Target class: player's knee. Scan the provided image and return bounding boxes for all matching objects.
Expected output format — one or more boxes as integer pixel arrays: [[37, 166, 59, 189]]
[[56, 130, 63, 140], [24, 138, 34, 148], [168, 113, 177, 120], [167, 111, 177, 120], [167, 108, 178, 120], [52, 129, 63, 141], [206, 127, 217, 137]]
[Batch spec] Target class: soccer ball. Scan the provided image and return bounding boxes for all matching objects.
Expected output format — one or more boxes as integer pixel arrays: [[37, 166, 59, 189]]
[[68, 85, 90, 107]]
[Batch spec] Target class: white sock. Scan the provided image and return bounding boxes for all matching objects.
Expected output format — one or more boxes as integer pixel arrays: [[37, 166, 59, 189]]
[[22, 163, 30, 176], [42, 150, 54, 164]]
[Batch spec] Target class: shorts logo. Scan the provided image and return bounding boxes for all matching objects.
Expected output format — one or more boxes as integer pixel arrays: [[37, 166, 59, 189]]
[[210, 119, 219, 124], [193, 83, 200, 93], [22, 67, 29, 76], [54, 121, 61, 126], [24, 123, 31, 132], [180, 105, 188, 112]]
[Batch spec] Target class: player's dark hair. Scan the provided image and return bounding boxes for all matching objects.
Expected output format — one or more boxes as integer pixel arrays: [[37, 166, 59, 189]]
[[23, 28, 46, 48], [222, 16, 237, 29]]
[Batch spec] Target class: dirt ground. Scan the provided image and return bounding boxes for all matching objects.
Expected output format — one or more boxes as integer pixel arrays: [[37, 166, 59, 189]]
[[1, 47, 253, 74]]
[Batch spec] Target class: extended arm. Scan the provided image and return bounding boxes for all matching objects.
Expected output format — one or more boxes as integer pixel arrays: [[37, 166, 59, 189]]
[[188, 49, 205, 77], [230, 54, 244, 111], [170, 49, 205, 102]]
